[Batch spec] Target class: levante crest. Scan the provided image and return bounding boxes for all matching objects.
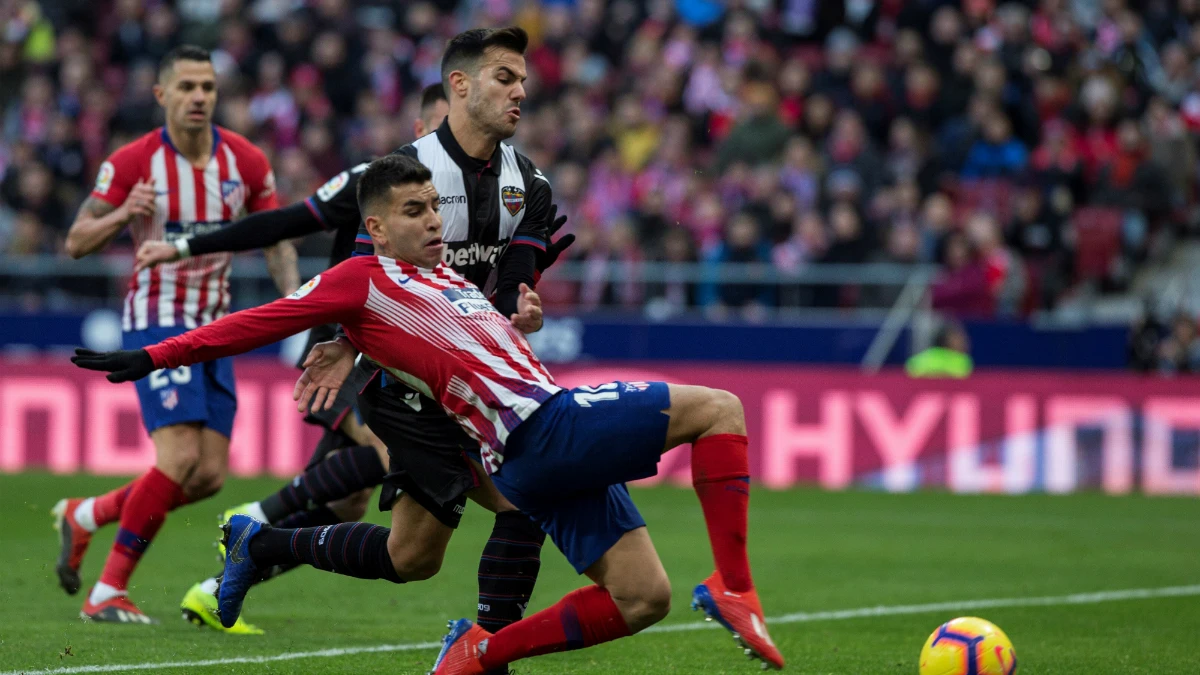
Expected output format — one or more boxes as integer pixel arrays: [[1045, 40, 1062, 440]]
[[501, 185, 525, 216]]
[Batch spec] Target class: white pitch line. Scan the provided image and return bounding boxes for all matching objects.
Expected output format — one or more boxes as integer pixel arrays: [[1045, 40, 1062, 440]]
[[7, 584, 1199, 675]]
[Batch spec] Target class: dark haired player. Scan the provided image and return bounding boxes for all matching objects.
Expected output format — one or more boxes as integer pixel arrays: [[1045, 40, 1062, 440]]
[[73, 153, 785, 672], [52, 45, 295, 624]]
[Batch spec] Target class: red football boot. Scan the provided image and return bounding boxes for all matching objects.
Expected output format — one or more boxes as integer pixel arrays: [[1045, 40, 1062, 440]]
[[81, 592, 158, 624], [428, 619, 491, 675], [691, 572, 786, 670]]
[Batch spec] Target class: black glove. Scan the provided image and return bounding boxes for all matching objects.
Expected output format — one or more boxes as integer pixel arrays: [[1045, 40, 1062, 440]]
[[71, 348, 155, 383], [535, 203, 576, 274]]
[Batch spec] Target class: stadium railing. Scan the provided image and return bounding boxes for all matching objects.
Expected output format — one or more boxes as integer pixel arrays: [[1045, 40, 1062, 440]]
[[0, 254, 937, 317]]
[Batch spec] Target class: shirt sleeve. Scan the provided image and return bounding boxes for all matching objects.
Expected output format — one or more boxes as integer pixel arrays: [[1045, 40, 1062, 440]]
[[305, 162, 368, 231], [510, 159, 551, 252], [187, 202, 323, 256], [89, 144, 143, 208], [242, 147, 280, 213], [146, 258, 369, 369]]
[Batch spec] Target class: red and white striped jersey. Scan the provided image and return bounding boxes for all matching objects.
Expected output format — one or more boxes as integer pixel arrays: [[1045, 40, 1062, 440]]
[[146, 255, 561, 472], [90, 126, 279, 331]]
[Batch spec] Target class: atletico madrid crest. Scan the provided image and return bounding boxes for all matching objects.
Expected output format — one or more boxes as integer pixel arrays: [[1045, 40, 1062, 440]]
[[501, 186, 525, 216]]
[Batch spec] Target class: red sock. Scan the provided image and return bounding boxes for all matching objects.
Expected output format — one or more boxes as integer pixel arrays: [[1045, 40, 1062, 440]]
[[692, 433, 753, 592], [479, 585, 631, 670], [92, 478, 139, 528], [97, 468, 184, 591]]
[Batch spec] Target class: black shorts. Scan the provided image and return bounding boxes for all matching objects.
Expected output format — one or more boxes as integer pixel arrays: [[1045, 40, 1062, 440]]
[[300, 324, 372, 430], [356, 366, 480, 529]]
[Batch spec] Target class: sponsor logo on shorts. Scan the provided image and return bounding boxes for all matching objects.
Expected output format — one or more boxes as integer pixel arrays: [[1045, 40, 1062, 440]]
[[453, 504, 466, 515]]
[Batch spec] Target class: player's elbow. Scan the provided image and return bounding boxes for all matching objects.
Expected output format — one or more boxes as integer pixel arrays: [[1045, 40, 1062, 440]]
[[64, 232, 88, 259]]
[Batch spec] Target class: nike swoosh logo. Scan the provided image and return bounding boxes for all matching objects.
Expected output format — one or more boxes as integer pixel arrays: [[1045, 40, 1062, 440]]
[[228, 524, 252, 564]]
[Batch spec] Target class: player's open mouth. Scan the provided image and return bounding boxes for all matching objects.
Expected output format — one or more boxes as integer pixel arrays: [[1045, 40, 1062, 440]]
[[425, 237, 443, 250], [506, 108, 520, 121]]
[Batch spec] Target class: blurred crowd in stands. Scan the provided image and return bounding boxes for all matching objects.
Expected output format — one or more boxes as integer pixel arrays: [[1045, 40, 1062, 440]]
[[4, 0, 1200, 323]]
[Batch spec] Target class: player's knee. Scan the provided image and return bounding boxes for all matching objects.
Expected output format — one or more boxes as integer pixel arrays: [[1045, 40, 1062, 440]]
[[388, 542, 443, 581], [159, 442, 203, 479], [329, 488, 371, 522], [183, 469, 224, 501], [627, 578, 672, 628], [706, 388, 745, 435]]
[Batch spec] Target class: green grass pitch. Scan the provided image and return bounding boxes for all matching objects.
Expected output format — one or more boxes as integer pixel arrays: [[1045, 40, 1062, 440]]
[[2, 472, 1199, 674]]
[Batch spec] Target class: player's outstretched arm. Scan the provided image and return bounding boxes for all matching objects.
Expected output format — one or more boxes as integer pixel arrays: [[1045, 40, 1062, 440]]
[[134, 202, 324, 272], [65, 181, 156, 259]]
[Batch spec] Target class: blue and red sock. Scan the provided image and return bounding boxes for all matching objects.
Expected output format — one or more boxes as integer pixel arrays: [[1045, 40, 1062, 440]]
[[98, 467, 184, 593]]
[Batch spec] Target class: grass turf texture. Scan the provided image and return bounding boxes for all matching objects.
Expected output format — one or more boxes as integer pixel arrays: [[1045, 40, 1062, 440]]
[[2, 472, 1199, 674]]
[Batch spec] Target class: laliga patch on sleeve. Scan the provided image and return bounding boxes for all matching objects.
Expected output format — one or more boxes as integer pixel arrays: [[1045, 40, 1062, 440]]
[[316, 171, 349, 202], [260, 169, 277, 198], [289, 275, 321, 299], [94, 161, 115, 195]]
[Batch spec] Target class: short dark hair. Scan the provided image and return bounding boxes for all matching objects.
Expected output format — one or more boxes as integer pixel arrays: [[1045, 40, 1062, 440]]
[[356, 154, 433, 217], [440, 27, 528, 93], [158, 45, 212, 81], [420, 83, 447, 111]]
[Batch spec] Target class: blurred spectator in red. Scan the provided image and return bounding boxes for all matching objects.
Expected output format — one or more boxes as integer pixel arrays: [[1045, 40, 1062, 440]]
[[1092, 118, 1172, 221], [932, 231, 994, 317], [967, 211, 1025, 316]]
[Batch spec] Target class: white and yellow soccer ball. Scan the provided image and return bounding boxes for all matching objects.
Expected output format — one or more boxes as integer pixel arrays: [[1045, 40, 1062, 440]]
[[919, 617, 1017, 675]]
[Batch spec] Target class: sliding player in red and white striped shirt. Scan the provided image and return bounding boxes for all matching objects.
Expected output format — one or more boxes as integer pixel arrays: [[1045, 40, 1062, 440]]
[[74, 154, 785, 671], [55, 45, 296, 625]]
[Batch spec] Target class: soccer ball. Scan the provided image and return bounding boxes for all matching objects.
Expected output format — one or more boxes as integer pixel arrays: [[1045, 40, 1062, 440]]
[[919, 617, 1017, 675]]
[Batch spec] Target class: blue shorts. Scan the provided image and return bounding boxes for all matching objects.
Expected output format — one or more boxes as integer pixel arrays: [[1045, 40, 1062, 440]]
[[493, 381, 671, 573], [123, 327, 238, 438]]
